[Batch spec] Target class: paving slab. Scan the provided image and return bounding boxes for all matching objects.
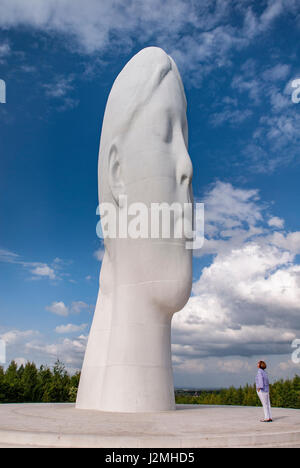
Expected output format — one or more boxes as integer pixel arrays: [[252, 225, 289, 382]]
[[0, 403, 299, 448]]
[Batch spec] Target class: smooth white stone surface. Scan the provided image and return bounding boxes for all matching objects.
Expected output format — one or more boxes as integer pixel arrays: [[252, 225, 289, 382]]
[[76, 47, 193, 412], [0, 404, 300, 448]]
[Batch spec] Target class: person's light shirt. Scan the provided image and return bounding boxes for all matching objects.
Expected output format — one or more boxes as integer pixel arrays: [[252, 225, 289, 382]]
[[256, 368, 269, 392]]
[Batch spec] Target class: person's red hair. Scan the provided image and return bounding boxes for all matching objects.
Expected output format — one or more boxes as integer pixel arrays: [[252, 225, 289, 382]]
[[258, 361, 267, 370]]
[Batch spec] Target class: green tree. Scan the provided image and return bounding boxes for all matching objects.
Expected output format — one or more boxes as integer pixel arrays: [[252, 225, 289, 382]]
[[36, 365, 53, 402], [4, 360, 22, 402], [0, 366, 7, 401], [21, 362, 38, 402], [68, 371, 81, 402], [46, 360, 71, 402]]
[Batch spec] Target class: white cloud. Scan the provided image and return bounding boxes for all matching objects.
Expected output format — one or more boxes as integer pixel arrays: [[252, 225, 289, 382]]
[[25, 334, 88, 368], [262, 64, 291, 82], [43, 75, 79, 111], [217, 359, 251, 374], [210, 108, 253, 127], [94, 247, 104, 261], [30, 264, 56, 280], [242, 0, 295, 39], [0, 41, 10, 58], [45, 300, 91, 317], [231, 60, 293, 112], [269, 231, 300, 255], [0, 248, 71, 282], [46, 301, 69, 316], [231, 75, 261, 105], [0, 0, 297, 80], [0, 327, 87, 370], [0, 329, 38, 345], [227, 59, 299, 172], [55, 323, 88, 334], [173, 181, 300, 365], [0, 0, 192, 54], [268, 216, 284, 229], [0, 248, 19, 262], [194, 181, 263, 256], [70, 301, 90, 314], [268, 87, 291, 111], [278, 360, 300, 372], [20, 64, 36, 73], [258, 113, 300, 146], [172, 355, 206, 375], [44, 76, 73, 98]]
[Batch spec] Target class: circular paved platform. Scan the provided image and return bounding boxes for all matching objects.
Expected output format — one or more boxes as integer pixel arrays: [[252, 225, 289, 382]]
[[0, 403, 299, 448]]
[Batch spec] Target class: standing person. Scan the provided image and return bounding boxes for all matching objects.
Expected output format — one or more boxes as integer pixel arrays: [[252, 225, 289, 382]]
[[256, 361, 272, 422]]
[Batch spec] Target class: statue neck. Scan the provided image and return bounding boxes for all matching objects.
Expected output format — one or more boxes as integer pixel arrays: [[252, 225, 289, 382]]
[[99, 281, 175, 412]]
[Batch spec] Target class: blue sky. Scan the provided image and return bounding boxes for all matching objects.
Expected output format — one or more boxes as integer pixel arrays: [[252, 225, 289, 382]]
[[0, 0, 300, 388]]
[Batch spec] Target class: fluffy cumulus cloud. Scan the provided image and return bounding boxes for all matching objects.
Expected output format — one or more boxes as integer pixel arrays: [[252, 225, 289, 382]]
[[3, 182, 299, 380], [0, 325, 88, 370], [0, 329, 40, 367], [0, 329, 38, 345], [46, 301, 69, 317], [268, 216, 284, 229], [2, 183, 299, 381], [46, 300, 91, 316], [25, 334, 88, 368], [172, 181, 300, 374], [30, 265, 56, 280]]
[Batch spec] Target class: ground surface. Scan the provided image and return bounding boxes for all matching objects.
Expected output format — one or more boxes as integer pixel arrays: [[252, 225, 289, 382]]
[[0, 403, 299, 448]]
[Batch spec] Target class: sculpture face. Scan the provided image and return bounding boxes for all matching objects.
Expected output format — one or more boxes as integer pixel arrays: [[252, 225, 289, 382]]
[[109, 67, 193, 313]]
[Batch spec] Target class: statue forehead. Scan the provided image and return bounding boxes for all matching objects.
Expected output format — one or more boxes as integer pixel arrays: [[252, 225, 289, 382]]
[[113, 47, 171, 84], [100, 51, 186, 152], [109, 47, 185, 107]]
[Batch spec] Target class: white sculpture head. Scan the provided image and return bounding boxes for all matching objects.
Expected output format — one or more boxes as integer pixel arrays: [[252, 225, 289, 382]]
[[77, 47, 194, 412], [98, 46, 193, 315]]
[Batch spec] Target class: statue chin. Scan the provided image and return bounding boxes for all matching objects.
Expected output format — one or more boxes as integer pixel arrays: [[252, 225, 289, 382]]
[[151, 277, 192, 316], [149, 253, 193, 315], [125, 241, 193, 316]]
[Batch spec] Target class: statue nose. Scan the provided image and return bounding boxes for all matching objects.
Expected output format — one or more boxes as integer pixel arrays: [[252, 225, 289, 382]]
[[177, 152, 193, 187]]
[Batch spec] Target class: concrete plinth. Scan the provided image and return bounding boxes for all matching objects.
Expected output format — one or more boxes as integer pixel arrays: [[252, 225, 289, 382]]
[[0, 403, 299, 448]]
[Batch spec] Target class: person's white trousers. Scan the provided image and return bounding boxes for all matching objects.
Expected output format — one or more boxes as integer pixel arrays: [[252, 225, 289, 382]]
[[257, 391, 272, 420]]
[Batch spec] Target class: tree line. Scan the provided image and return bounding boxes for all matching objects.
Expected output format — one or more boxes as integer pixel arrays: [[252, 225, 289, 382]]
[[0, 360, 80, 403], [175, 375, 300, 409], [0, 360, 300, 408]]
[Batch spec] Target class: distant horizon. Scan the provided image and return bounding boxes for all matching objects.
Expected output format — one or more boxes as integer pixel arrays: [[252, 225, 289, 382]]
[[1, 0, 300, 388]]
